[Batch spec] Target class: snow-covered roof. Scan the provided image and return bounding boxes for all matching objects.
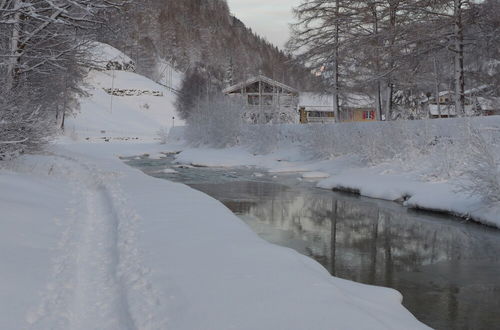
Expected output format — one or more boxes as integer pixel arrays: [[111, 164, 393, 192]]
[[477, 97, 500, 111], [438, 90, 453, 97], [298, 93, 373, 110], [436, 86, 489, 98], [223, 75, 298, 94], [465, 85, 489, 96], [429, 104, 475, 116], [299, 93, 334, 108]]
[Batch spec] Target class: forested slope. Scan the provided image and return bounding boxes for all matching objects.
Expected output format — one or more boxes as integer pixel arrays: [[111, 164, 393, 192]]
[[98, 0, 321, 91]]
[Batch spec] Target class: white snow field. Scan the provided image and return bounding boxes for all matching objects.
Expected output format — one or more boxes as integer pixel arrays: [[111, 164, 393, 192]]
[[0, 46, 429, 329], [65, 69, 183, 140]]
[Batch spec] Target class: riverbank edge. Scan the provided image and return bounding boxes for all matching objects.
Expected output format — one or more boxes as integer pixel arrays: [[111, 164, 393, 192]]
[[328, 185, 490, 227], [172, 146, 500, 229]]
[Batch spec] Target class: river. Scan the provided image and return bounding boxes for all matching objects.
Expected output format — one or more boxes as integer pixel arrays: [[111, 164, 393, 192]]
[[126, 155, 500, 330]]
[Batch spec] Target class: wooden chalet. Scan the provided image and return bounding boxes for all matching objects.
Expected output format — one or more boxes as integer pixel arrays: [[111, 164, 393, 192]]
[[299, 93, 377, 124], [223, 75, 299, 124], [428, 91, 475, 118], [298, 93, 377, 124], [339, 94, 377, 122], [298, 93, 335, 123]]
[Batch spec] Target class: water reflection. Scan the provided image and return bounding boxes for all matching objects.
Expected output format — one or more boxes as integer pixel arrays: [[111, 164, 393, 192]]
[[124, 156, 500, 330], [191, 181, 500, 330]]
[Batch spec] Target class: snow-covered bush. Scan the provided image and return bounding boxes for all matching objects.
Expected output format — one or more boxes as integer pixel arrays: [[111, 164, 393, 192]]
[[0, 87, 53, 160], [182, 106, 500, 199], [458, 123, 500, 203], [184, 95, 244, 148], [242, 124, 281, 154], [303, 124, 339, 159], [302, 120, 421, 164]]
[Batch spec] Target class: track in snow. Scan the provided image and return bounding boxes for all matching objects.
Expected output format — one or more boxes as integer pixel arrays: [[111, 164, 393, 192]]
[[71, 183, 135, 329], [27, 156, 166, 330]]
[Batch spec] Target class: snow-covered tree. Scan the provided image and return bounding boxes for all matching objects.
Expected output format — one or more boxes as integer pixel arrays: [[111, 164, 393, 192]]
[[288, 0, 500, 120], [0, 0, 122, 158], [184, 94, 244, 148], [459, 122, 500, 204]]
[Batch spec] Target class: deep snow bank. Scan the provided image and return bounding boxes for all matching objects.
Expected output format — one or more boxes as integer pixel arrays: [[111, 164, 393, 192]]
[[0, 165, 73, 330], [0, 140, 430, 329]]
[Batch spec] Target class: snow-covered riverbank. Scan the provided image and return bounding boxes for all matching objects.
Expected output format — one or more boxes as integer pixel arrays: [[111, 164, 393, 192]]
[[0, 140, 431, 329], [172, 123, 500, 229]]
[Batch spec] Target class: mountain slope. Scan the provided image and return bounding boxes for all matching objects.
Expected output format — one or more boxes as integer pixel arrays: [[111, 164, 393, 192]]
[[97, 0, 323, 91]]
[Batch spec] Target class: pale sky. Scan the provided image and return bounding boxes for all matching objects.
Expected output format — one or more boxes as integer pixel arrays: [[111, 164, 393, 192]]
[[226, 0, 302, 49]]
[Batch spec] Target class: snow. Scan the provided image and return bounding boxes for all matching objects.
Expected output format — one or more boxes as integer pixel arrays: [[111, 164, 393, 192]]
[[0, 141, 429, 329], [0, 44, 431, 329], [302, 171, 331, 179], [147, 152, 165, 160], [65, 70, 183, 139], [299, 92, 334, 109], [92, 70, 162, 92], [316, 168, 500, 228], [0, 168, 73, 330], [477, 96, 500, 111], [87, 42, 135, 71]]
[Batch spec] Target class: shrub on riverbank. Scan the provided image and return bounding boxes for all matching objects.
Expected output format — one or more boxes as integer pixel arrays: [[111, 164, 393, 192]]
[[180, 115, 500, 203]]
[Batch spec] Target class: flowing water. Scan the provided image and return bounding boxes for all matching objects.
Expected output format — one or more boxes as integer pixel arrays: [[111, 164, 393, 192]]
[[126, 155, 500, 330]]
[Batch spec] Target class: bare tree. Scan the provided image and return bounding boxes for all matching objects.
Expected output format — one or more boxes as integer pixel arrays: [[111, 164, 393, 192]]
[[0, 0, 123, 159]]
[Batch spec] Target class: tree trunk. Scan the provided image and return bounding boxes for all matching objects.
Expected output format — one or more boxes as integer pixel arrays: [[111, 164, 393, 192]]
[[385, 84, 393, 120], [385, 0, 398, 121], [6, 0, 21, 91], [333, 0, 341, 123], [370, 2, 383, 121], [454, 0, 466, 116], [376, 83, 383, 120]]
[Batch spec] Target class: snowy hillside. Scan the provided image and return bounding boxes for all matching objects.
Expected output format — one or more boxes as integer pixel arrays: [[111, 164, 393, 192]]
[[66, 65, 184, 140], [87, 42, 135, 71]]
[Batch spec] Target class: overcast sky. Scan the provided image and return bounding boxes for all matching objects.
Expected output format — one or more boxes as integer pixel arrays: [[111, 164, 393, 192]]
[[226, 0, 302, 49]]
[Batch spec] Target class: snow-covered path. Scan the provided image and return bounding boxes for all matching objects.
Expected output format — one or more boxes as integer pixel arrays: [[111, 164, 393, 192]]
[[71, 182, 135, 329], [25, 154, 166, 330]]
